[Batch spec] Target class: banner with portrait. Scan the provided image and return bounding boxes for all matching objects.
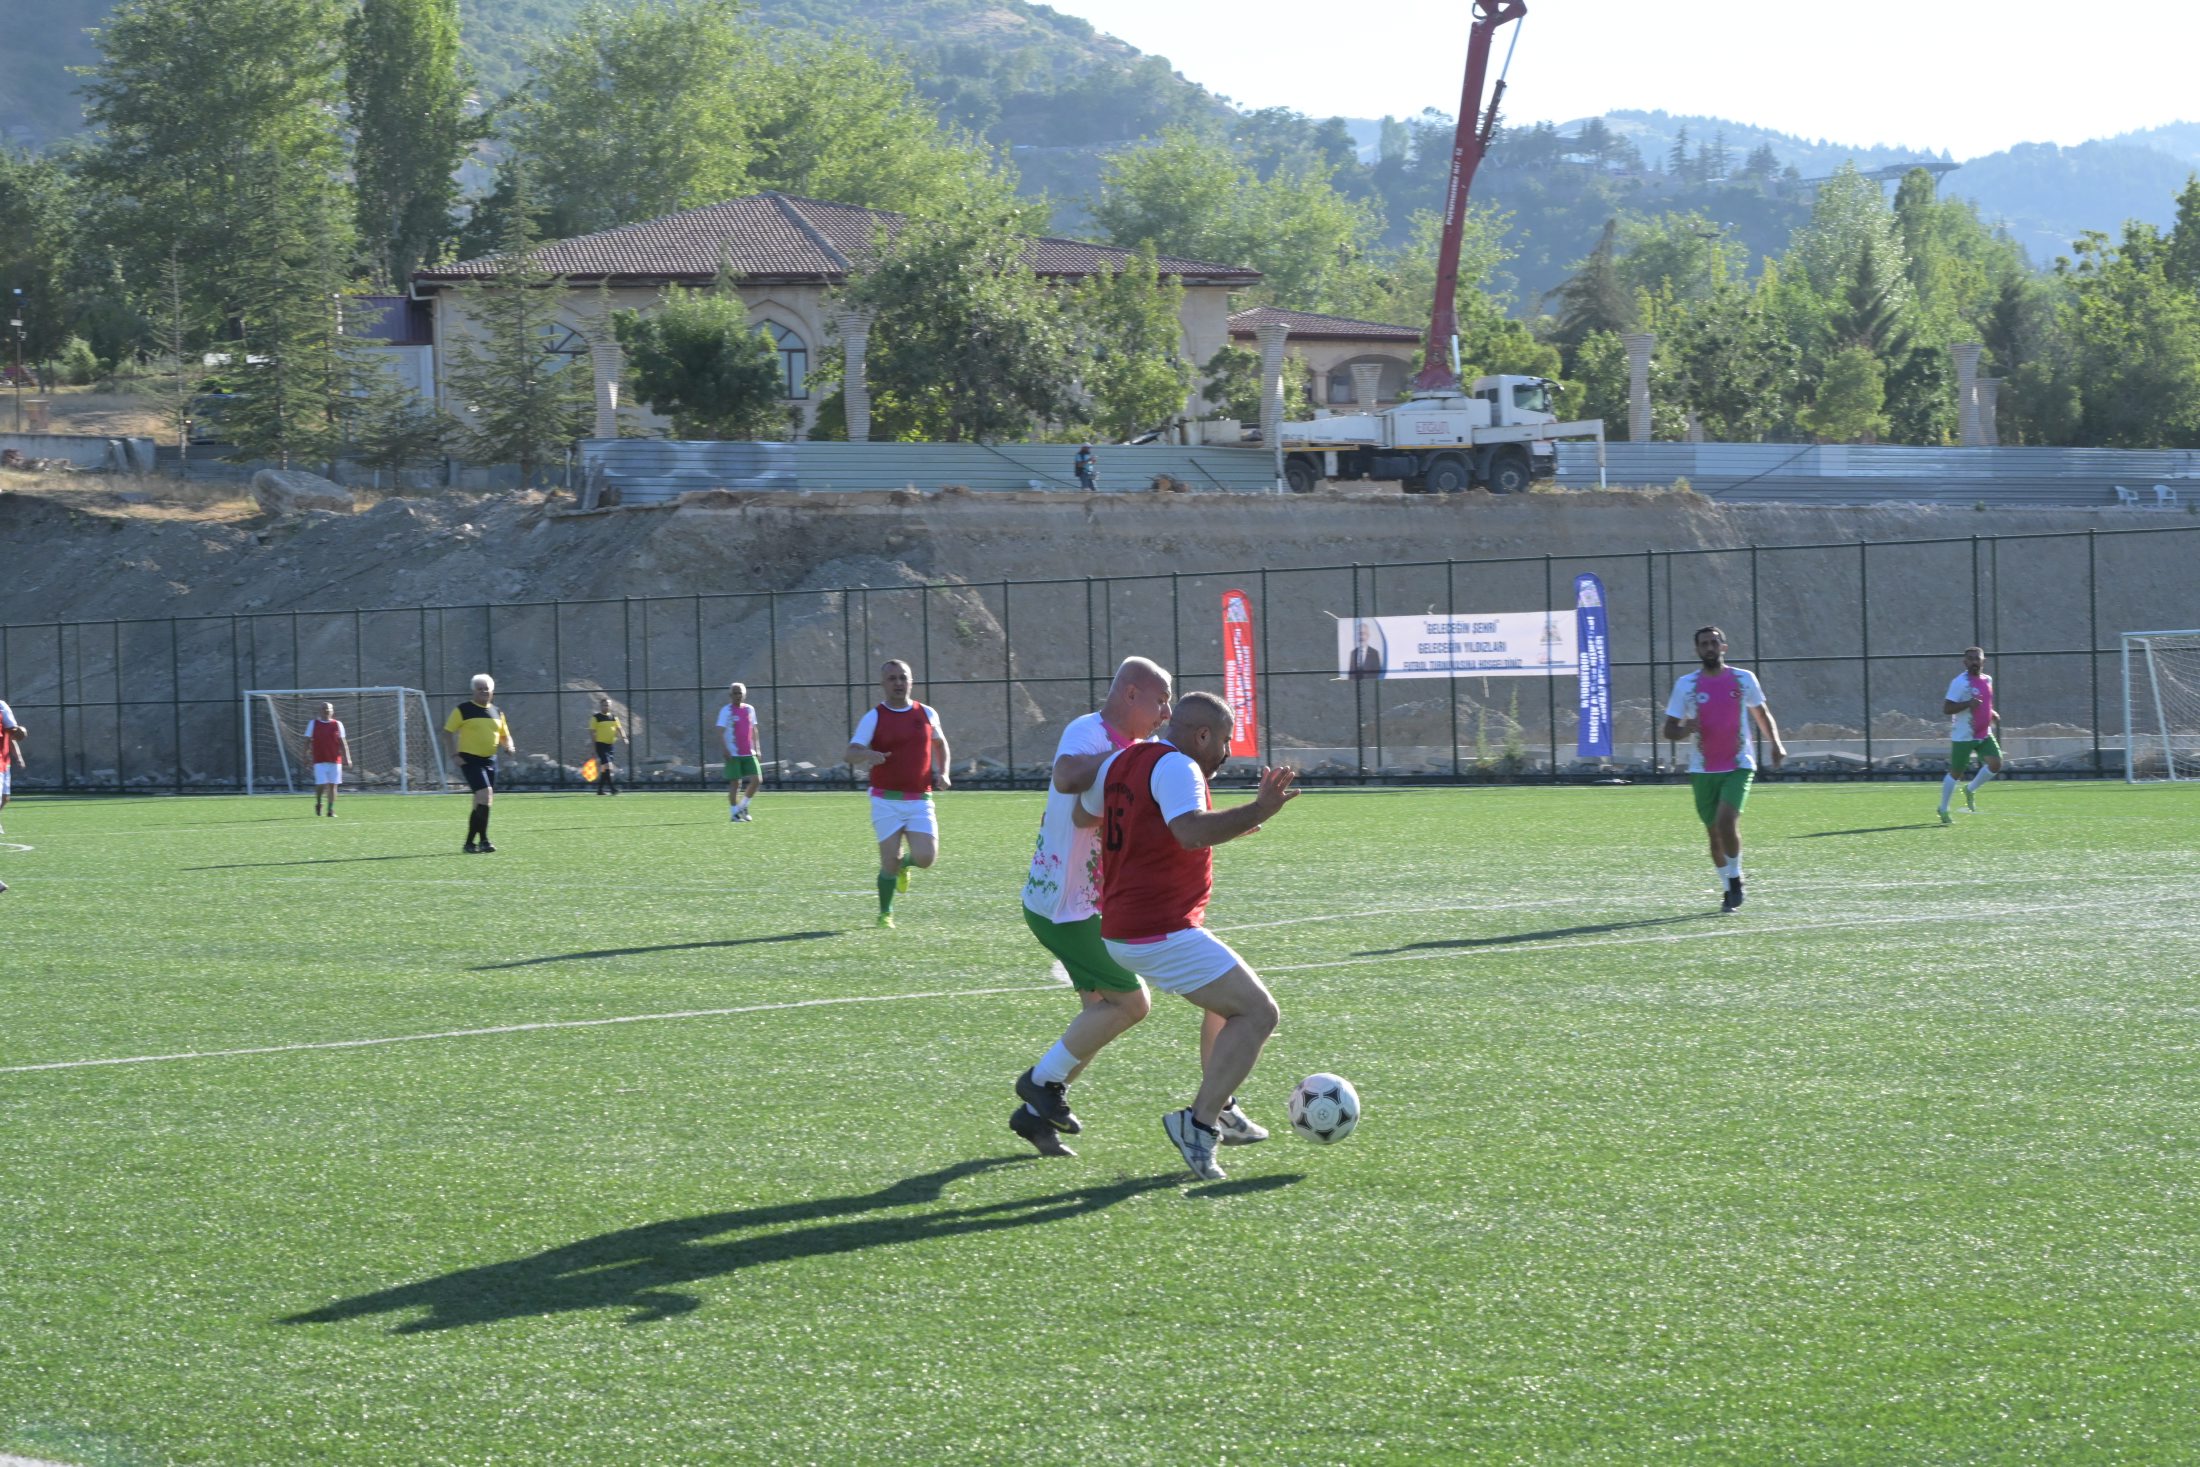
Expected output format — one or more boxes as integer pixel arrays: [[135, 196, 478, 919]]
[[1336, 611, 1577, 680]]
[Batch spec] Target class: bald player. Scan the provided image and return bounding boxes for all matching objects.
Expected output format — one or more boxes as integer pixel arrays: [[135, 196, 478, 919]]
[[845, 660, 952, 928], [1071, 690, 1299, 1182]]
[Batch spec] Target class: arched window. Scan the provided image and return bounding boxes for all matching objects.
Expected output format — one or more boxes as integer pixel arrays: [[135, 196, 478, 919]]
[[762, 322, 807, 400]]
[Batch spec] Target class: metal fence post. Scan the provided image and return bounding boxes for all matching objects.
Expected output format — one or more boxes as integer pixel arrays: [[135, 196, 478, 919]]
[[1351, 564, 1365, 779], [2088, 528, 2101, 774], [1002, 579, 1015, 782], [1170, 571, 1182, 689], [1645, 551, 1657, 780], [1860, 540, 1872, 775], [1370, 563, 1383, 776], [1446, 559, 1460, 778], [170, 617, 183, 794], [767, 590, 781, 791], [553, 603, 566, 787], [694, 595, 705, 789], [1258, 568, 1273, 765], [1544, 554, 1558, 780]]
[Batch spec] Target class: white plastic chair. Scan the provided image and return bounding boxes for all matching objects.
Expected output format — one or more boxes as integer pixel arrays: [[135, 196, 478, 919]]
[[2154, 484, 2180, 508], [2114, 485, 2139, 506]]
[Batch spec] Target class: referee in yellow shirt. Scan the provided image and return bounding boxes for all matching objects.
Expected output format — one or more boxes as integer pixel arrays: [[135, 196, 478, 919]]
[[588, 699, 623, 795], [444, 672, 515, 852]]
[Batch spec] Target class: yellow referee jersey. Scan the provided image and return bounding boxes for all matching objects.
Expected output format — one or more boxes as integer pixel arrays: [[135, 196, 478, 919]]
[[445, 700, 510, 758], [590, 716, 621, 744]]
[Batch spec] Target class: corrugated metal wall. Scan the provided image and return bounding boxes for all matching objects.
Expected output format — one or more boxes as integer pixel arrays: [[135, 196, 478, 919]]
[[1558, 443, 2200, 508]]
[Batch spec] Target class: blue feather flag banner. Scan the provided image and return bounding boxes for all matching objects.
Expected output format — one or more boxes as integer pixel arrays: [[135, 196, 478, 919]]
[[1575, 573, 1613, 759]]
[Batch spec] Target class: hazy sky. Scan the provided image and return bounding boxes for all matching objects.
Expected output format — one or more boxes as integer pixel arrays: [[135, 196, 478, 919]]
[[1059, 0, 2191, 161]]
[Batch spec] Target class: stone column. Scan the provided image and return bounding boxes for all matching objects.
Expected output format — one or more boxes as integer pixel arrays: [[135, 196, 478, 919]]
[[1621, 332, 1655, 443], [837, 309, 876, 444], [1975, 377, 2001, 447], [1350, 362, 1385, 411], [588, 337, 622, 441], [1257, 320, 1291, 491], [1950, 342, 1983, 446]]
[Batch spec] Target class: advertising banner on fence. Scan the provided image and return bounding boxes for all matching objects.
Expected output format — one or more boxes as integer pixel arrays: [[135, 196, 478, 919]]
[[1574, 572, 1613, 758], [1222, 589, 1260, 757], [1337, 610, 1576, 680]]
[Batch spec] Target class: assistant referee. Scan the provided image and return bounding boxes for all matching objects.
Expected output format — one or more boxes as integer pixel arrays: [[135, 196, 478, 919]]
[[445, 672, 516, 853]]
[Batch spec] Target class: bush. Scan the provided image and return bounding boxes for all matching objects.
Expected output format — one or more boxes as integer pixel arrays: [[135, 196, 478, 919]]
[[56, 336, 101, 386]]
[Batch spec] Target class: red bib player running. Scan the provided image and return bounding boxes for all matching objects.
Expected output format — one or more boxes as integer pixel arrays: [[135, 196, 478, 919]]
[[844, 660, 953, 928]]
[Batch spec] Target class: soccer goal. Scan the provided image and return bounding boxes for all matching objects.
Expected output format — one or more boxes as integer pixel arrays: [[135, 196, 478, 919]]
[[243, 688, 451, 794], [2121, 630, 2200, 782]]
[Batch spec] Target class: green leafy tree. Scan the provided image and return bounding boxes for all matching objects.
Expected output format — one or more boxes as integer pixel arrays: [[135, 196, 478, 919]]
[[79, 0, 350, 331], [1616, 212, 1746, 303], [0, 147, 74, 361], [1198, 344, 1312, 426], [441, 186, 594, 483], [838, 199, 1075, 443], [1069, 246, 1192, 440], [1657, 282, 1803, 441], [346, 0, 476, 287], [1804, 346, 1888, 443], [2057, 223, 2200, 447], [2165, 174, 2200, 294], [1551, 218, 1636, 347], [612, 279, 786, 439], [220, 157, 358, 467], [345, 358, 452, 478]]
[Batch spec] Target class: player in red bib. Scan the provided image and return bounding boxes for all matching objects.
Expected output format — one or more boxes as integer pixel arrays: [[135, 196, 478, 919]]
[[0, 698, 25, 876], [304, 702, 351, 817], [1072, 691, 1298, 1181], [844, 660, 953, 928]]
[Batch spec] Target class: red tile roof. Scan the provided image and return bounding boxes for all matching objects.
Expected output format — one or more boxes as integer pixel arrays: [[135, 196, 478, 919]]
[[414, 193, 1261, 290], [1227, 306, 1421, 342]]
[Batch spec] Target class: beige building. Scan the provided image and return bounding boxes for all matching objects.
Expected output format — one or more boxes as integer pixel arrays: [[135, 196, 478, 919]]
[[411, 191, 1262, 440], [1227, 306, 1423, 411]]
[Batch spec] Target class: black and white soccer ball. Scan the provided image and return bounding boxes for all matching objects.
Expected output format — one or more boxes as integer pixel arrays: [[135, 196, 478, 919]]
[[1287, 1072, 1361, 1144]]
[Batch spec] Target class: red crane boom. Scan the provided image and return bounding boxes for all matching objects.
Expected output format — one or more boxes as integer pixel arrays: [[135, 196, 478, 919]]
[[1412, 0, 1527, 396]]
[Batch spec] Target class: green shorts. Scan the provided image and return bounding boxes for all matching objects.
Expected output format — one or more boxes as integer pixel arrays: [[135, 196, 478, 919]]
[[1691, 769, 1754, 825], [724, 755, 761, 782], [1949, 736, 2001, 770], [1023, 907, 1142, 993]]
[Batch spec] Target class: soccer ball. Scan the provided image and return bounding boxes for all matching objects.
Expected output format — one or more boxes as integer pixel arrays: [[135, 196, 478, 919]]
[[1287, 1072, 1361, 1144]]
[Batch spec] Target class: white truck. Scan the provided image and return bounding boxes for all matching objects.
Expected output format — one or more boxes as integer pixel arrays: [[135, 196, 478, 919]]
[[1278, 375, 1607, 494]]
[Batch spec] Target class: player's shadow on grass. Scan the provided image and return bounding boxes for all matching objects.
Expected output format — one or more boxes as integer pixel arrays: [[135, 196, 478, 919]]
[[281, 1159, 1298, 1333], [182, 852, 461, 870], [1790, 823, 1947, 838], [1360, 912, 1712, 955], [472, 931, 836, 969]]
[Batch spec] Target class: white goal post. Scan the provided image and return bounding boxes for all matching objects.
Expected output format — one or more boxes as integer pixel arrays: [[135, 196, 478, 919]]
[[2120, 630, 2200, 782], [243, 687, 451, 794]]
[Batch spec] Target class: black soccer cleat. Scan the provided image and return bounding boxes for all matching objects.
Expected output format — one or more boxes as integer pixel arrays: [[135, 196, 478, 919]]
[[1014, 1067, 1081, 1134], [463, 841, 479, 854], [1721, 877, 1745, 912], [477, 841, 498, 853], [1009, 1105, 1076, 1157]]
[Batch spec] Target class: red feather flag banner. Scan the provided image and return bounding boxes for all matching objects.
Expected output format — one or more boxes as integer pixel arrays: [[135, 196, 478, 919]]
[[1222, 589, 1259, 758]]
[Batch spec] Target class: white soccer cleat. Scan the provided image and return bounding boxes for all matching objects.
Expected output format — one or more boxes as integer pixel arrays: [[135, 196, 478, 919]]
[[1213, 1101, 1269, 1146], [1163, 1108, 1226, 1181]]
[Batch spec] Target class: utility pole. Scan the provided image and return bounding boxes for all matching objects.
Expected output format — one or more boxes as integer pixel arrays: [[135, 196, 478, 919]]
[[9, 287, 23, 433]]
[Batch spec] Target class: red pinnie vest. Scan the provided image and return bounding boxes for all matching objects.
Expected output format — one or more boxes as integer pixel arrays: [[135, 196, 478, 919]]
[[866, 702, 935, 795], [1098, 741, 1213, 941]]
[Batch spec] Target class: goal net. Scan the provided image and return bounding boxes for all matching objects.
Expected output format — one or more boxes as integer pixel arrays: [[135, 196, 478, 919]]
[[2121, 631, 2200, 782], [243, 688, 451, 794]]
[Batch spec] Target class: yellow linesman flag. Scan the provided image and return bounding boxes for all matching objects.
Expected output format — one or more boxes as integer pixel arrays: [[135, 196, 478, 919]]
[[580, 757, 600, 783]]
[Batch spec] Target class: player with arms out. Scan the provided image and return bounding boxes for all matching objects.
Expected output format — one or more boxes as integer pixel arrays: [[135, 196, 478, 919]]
[[1663, 626, 1786, 912], [844, 660, 951, 928], [716, 683, 762, 822], [1072, 691, 1298, 1181], [304, 702, 351, 816], [445, 673, 515, 853], [1939, 645, 2002, 824], [587, 699, 623, 795]]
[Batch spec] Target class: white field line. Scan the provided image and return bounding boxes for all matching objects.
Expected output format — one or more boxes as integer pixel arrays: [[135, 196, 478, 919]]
[[1263, 893, 2179, 974], [0, 983, 1058, 1075]]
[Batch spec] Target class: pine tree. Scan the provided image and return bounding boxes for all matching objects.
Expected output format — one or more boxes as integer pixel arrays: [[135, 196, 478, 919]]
[[441, 182, 593, 485], [1666, 124, 1693, 181], [346, 0, 476, 288], [2165, 173, 2200, 295], [1552, 218, 1636, 348], [220, 156, 357, 469]]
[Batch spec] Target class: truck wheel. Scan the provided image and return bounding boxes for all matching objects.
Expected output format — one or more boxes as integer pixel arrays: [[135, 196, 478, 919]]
[[1486, 448, 1532, 494], [1284, 457, 1318, 494], [1425, 453, 1471, 493]]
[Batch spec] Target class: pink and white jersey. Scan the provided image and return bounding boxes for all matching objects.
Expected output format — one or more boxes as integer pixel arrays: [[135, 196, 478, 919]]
[[1666, 666, 1767, 773], [716, 703, 759, 757], [1946, 672, 1994, 740], [1022, 711, 1139, 924]]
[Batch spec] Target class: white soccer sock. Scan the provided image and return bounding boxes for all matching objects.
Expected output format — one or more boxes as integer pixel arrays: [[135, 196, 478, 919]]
[[1033, 1040, 1078, 1087], [1939, 774, 1957, 811], [1967, 767, 1995, 794], [1721, 859, 1740, 881]]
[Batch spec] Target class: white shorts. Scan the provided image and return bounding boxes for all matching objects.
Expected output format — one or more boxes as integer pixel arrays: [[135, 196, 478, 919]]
[[1103, 927, 1247, 996], [0, 769, 9, 799], [869, 794, 937, 841], [313, 762, 344, 785]]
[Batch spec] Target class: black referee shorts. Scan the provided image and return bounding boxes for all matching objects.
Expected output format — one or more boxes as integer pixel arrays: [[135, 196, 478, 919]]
[[460, 754, 497, 791]]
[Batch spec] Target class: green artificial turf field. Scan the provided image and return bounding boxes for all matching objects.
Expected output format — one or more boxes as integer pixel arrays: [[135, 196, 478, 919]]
[[3, 780, 2197, 1465]]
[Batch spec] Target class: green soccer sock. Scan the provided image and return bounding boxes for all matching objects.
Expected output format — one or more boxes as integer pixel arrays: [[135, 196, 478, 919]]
[[877, 870, 898, 915]]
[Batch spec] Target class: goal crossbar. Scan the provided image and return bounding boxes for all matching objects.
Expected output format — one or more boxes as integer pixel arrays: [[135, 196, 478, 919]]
[[243, 687, 451, 794], [2119, 630, 2200, 783]]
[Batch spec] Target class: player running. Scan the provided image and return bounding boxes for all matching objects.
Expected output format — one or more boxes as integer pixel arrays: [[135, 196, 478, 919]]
[[588, 699, 623, 795], [0, 696, 25, 839], [716, 683, 762, 821], [304, 702, 351, 816], [1070, 691, 1298, 1182], [844, 660, 951, 928], [445, 673, 515, 853], [1939, 646, 2001, 824], [1663, 626, 1786, 912]]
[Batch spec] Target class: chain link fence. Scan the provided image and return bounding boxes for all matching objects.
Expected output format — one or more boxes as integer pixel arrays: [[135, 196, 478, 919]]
[[7, 523, 2198, 792]]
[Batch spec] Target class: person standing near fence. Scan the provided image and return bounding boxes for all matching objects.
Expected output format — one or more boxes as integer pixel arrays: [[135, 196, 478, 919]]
[[716, 683, 762, 821], [588, 699, 624, 796], [1663, 626, 1786, 912], [445, 674, 515, 854], [304, 702, 351, 817], [1074, 444, 1098, 492], [1939, 645, 2002, 824], [844, 660, 951, 928]]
